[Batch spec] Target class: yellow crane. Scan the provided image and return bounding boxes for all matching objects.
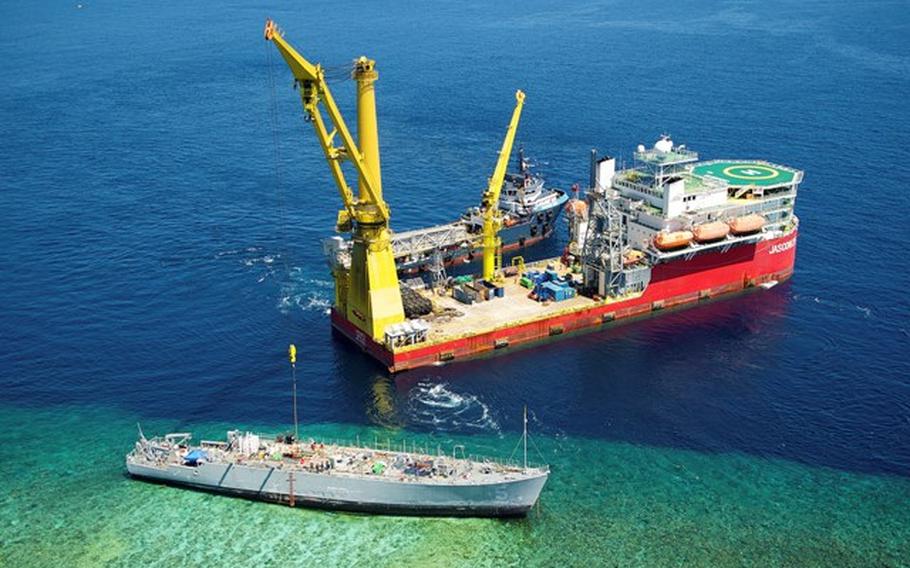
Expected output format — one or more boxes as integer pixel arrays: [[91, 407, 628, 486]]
[[481, 90, 525, 282], [264, 20, 403, 340]]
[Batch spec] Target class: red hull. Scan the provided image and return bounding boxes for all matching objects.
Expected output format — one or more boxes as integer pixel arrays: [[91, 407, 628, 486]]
[[332, 231, 798, 373]]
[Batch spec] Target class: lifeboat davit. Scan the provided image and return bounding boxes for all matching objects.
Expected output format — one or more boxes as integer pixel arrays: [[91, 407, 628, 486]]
[[623, 249, 645, 266], [565, 199, 588, 219], [654, 230, 693, 251], [728, 213, 765, 235], [692, 221, 730, 243]]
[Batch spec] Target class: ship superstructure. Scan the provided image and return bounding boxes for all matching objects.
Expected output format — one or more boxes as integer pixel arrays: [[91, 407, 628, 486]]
[[577, 136, 801, 299], [462, 148, 568, 254]]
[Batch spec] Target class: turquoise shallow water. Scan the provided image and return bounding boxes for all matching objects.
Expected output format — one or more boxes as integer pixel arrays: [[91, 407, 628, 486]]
[[2, 0, 910, 565], [1, 405, 908, 567]]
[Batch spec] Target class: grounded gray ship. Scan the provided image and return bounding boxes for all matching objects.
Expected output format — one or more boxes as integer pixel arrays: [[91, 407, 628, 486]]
[[126, 428, 549, 517]]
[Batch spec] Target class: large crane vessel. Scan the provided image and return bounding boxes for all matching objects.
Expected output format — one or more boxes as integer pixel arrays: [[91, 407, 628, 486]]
[[264, 22, 801, 373]]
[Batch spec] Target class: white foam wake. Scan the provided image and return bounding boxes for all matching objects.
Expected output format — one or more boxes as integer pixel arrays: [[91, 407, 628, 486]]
[[405, 381, 501, 434], [278, 268, 333, 315]]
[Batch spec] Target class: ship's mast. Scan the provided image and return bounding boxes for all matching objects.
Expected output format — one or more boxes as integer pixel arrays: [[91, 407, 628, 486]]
[[523, 405, 528, 470], [289, 344, 298, 441]]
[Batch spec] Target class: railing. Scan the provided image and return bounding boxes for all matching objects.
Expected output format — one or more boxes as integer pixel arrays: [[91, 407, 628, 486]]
[[648, 232, 765, 261], [391, 222, 473, 259], [613, 176, 662, 199], [237, 433, 548, 469], [634, 148, 699, 165]]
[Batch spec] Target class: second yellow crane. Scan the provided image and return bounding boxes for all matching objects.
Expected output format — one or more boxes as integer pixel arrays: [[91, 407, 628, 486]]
[[480, 90, 525, 282]]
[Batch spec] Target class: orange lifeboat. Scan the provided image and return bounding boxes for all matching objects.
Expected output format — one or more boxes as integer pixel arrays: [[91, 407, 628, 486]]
[[692, 221, 730, 243], [654, 230, 693, 251], [727, 213, 765, 235]]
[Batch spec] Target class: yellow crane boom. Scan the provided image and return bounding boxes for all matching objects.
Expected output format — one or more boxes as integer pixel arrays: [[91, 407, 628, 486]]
[[264, 20, 387, 225], [482, 90, 525, 281], [264, 19, 404, 340]]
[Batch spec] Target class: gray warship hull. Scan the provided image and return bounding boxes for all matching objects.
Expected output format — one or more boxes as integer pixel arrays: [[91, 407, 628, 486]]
[[126, 431, 549, 517], [127, 460, 547, 517]]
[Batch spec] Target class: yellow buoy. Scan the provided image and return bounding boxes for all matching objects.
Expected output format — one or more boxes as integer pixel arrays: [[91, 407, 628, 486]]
[[288, 344, 297, 365]]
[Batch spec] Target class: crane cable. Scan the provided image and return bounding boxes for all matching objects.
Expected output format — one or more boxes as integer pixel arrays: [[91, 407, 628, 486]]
[[262, 42, 350, 310], [263, 39, 293, 282]]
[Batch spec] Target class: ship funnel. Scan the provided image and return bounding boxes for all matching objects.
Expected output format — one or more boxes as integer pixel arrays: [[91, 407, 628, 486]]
[[595, 156, 615, 193], [589, 149, 598, 189]]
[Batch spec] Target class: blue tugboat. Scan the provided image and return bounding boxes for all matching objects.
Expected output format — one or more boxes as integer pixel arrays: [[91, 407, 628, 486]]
[[464, 149, 568, 254], [379, 149, 569, 274]]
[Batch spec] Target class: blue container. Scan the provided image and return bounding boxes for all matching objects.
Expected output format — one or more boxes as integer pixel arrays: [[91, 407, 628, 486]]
[[540, 282, 560, 301], [540, 281, 574, 302]]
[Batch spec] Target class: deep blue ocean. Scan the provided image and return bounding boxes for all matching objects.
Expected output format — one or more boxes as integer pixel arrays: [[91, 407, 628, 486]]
[[2, 1, 909, 566]]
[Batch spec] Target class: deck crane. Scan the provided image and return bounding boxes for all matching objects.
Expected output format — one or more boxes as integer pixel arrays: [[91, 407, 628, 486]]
[[264, 19, 404, 341], [480, 90, 525, 282]]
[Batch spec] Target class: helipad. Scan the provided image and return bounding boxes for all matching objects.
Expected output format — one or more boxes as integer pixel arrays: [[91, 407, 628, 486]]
[[693, 161, 796, 187]]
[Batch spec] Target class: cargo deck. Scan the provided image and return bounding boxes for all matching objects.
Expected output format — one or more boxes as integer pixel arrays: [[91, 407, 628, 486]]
[[423, 262, 596, 340]]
